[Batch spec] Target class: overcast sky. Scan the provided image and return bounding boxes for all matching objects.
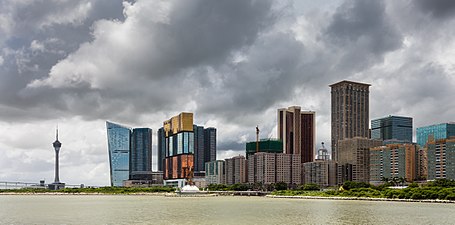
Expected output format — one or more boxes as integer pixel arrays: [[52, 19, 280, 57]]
[[1, 0, 454, 186]]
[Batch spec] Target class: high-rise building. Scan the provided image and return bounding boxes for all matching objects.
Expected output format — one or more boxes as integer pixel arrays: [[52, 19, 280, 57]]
[[248, 153, 301, 186], [163, 113, 195, 183], [245, 138, 283, 159], [303, 160, 337, 187], [130, 128, 152, 180], [157, 127, 165, 172], [371, 116, 413, 143], [205, 160, 225, 185], [416, 123, 455, 147], [427, 137, 455, 180], [337, 137, 382, 184], [330, 80, 370, 161], [106, 121, 131, 187], [204, 127, 217, 164], [370, 143, 424, 183], [161, 124, 217, 173], [277, 106, 315, 163], [225, 155, 247, 185], [193, 125, 205, 172]]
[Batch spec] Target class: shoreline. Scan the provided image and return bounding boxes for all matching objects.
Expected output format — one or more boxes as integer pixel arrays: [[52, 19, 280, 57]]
[[266, 195, 455, 204], [1, 192, 454, 203]]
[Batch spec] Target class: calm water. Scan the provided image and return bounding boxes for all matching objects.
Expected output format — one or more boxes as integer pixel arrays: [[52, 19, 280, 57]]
[[0, 195, 454, 225]]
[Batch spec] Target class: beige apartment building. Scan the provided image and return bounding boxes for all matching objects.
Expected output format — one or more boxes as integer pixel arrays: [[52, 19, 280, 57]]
[[248, 152, 301, 185], [225, 155, 247, 185]]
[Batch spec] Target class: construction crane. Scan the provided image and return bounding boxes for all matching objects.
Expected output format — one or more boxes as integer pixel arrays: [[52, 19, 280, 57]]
[[256, 125, 260, 153]]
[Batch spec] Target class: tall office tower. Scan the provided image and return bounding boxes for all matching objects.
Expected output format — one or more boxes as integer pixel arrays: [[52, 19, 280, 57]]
[[427, 137, 455, 180], [157, 127, 165, 172], [193, 125, 205, 172], [163, 113, 194, 185], [277, 106, 315, 163], [248, 153, 301, 186], [245, 138, 283, 159], [225, 155, 247, 185], [130, 128, 152, 180], [193, 126, 217, 172], [337, 137, 382, 184], [205, 160, 225, 185], [371, 115, 413, 142], [370, 143, 422, 183], [330, 80, 370, 161], [416, 123, 455, 147], [106, 121, 131, 187], [204, 127, 217, 164]]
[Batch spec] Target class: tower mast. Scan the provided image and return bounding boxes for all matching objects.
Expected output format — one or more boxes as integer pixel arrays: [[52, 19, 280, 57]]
[[256, 126, 260, 153]]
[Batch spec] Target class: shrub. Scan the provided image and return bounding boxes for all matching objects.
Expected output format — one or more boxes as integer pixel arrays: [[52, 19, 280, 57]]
[[342, 181, 371, 190], [300, 183, 320, 191]]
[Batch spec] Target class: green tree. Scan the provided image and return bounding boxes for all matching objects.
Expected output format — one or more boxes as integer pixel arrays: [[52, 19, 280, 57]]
[[274, 182, 288, 191]]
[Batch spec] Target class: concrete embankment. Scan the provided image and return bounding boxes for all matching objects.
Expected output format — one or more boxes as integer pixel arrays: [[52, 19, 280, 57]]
[[266, 195, 455, 204]]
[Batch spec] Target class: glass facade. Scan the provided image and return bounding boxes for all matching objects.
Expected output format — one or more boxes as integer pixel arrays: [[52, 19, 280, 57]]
[[371, 116, 412, 142], [166, 131, 195, 158], [194, 125, 205, 172], [204, 128, 217, 164], [106, 121, 131, 187], [157, 128, 165, 171], [416, 123, 455, 147], [130, 128, 152, 179], [245, 138, 283, 159]]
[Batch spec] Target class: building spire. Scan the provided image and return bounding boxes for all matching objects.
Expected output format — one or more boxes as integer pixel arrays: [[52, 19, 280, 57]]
[[56, 124, 59, 141]]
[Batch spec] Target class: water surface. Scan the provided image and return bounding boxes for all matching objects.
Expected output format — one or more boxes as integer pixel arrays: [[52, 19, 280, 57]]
[[0, 195, 453, 224]]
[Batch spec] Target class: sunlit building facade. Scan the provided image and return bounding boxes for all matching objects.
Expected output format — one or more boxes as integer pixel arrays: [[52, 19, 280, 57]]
[[106, 121, 131, 187], [163, 113, 195, 182]]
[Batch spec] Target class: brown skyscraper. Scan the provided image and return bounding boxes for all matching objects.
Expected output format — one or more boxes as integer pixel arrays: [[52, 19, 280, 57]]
[[330, 81, 370, 161], [277, 106, 315, 163]]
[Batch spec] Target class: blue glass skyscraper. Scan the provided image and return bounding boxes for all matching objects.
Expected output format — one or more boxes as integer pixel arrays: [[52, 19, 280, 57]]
[[106, 121, 131, 186], [371, 116, 413, 143], [130, 128, 152, 179], [416, 123, 455, 147]]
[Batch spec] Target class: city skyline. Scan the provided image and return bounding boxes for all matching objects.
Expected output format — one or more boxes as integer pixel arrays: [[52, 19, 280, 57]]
[[1, 0, 455, 186]]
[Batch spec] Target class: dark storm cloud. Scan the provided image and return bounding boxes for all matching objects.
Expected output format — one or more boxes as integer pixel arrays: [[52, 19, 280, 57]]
[[0, 0, 124, 122], [1, 0, 455, 185], [415, 0, 455, 19], [19, 0, 277, 124], [324, 0, 402, 73]]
